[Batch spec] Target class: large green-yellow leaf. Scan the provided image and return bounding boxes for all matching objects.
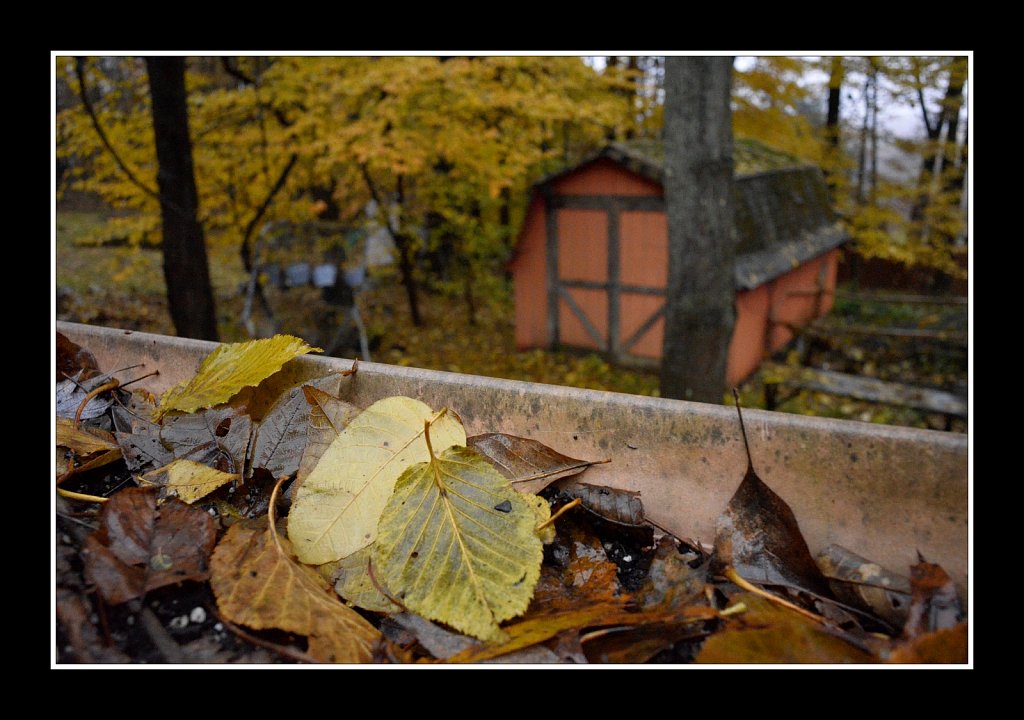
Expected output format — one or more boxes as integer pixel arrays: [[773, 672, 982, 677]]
[[287, 397, 465, 565], [157, 335, 320, 418], [373, 445, 544, 642]]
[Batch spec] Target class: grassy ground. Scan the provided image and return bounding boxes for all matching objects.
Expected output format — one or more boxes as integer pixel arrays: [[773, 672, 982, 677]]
[[56, 210, 967, 432]]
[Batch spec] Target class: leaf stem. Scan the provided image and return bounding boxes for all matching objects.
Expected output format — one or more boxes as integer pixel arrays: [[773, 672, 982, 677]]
[[57, 488, 109, 504], [723, 565, 825, 625], [537, 497, 581, 531], [74, 378, 120, 429]]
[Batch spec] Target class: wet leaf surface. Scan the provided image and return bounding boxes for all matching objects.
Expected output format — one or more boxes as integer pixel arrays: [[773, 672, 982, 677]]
[[373, 444, 544, 642], [56, 373, 117, 420], [82, 487, 217, 605], [555, 480, 647, 527], [468, 433, 604, 495], [696, 593, 876, 664], [209, 516, 381, 663], [160, 407, 252, 475], [888, 622, 968, 663], [248, 375, 342, 481]]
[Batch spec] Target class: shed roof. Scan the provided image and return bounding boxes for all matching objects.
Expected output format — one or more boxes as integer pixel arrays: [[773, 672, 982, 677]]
[[528, 138, 849, 290]]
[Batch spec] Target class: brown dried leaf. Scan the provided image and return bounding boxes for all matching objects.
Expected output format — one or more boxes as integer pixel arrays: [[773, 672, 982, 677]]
[[468, 433, 605, 495], [114, 394, 175, 473], [57, 331, 100, 382], [888, 622, 968, 664], [82, 487, 216, 605], [695, 593, 876, 664], [294, 384, 361, 490], [556, 480, 646, 527], [532, 519, 622, 612], [56, 417, 119, 455], [816, 544, 911, 628], [209, 516, 381, 663], [248, 375, 345, 481], [638, 536, 709, 611], [903, 555, 963, 639], [160, 407, 252, 475], [712, 461, 833, 599]]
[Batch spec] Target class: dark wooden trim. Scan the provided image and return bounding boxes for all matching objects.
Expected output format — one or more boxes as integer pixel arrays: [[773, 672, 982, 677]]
[[550, 195, 665, 212], [619, 304, 667, 354], [556, 285, 607, 350], [607, 203, 621, 358], [562, 279, 664, 295], [546, 195, 559, 348]]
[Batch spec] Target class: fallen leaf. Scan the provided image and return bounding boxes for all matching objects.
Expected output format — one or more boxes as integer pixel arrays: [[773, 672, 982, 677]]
[[209, 515, 381, 663], [56, 417, 119, 456], [556, 480, 647, 527], [373, 443, 544, 642], [888, 622, 968, 664], [57, 332, 99, 382], [247, 375, 342, 481], [638, 535, 708, 611], [56, 373, 116, 420], [293, 383, 361, 489], [581, 622, 708, 664], [82, 487, 216, 605], [157, 334, 320, 418], [532, 518, 623, 612], [140, 459, 239, 504], [160, 407, 252, 475], [114, 394, 175, 473], [816, 544, 911, 628], [903, 554, 964, 639], [390, 612, 476, 660], [287, 397, 465, 565], [468, 433, 604, 495], [712, 400, 833, 599], [331, 545, 401, 613], [695, 593, 875, 664]]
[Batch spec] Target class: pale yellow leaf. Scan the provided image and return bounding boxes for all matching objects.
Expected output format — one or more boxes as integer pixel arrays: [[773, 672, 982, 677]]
[[157, 335, 320, 418], [140, 459, 238, 504], [287, 396, 465, 565]]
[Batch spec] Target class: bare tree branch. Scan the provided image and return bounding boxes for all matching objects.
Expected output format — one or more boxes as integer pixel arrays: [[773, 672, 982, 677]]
[[241, 152, 299, 271]]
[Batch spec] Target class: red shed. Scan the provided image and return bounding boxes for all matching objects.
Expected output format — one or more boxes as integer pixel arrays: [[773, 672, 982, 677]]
[[510, 141, 849, 387]]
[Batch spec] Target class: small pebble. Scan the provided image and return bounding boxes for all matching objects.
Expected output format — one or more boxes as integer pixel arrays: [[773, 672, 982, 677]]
[[622, 555, 633, 563], [169, 615, 189, 630], [190, 607, 207, 624], [126, 616, 135, 626], [214, 623, 224, 632]]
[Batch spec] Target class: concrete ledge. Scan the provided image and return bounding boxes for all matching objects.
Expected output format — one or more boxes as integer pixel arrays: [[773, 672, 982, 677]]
[[56, 321, 970, 599]]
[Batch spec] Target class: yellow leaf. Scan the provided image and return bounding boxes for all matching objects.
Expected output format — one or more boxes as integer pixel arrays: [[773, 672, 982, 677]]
[[287, 397, 465, 565], [373, 444, 544, 642], [56, 417, 119, 455], [210, 516, 381, 663], [139, 459, 238, 504], [157, 335, 320, 418]]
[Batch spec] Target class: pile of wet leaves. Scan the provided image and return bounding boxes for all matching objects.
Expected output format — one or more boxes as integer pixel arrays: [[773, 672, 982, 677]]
[[54, 332, 967, 665]]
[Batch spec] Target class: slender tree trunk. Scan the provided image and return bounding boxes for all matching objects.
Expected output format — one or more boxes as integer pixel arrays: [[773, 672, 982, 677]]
[[145, 57, 219, 341], [823, 57, 844, 203], [659, 56, 736, 403]]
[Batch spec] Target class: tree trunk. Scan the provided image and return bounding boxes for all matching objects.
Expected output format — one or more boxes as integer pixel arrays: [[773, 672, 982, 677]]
[[823, 57, 844, 203], [659, 56, 736, 404], [145, 57, 219, 341]]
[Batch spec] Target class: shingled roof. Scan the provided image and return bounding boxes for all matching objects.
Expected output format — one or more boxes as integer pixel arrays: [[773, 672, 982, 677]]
[[533, 138, 849, 290]]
